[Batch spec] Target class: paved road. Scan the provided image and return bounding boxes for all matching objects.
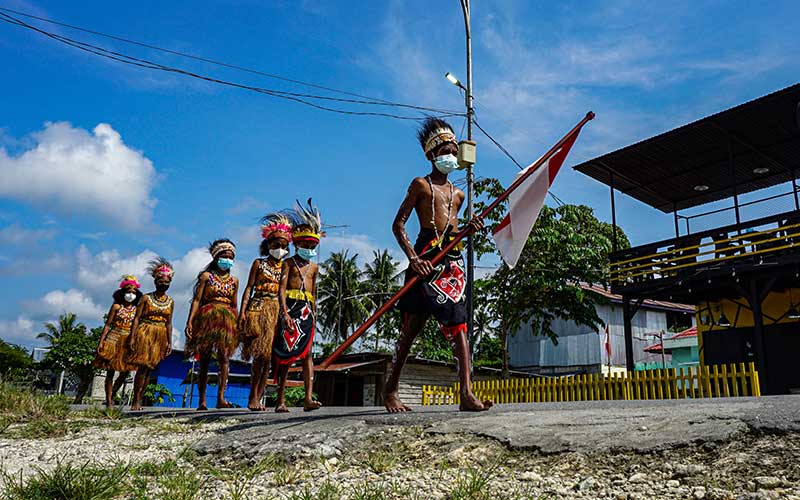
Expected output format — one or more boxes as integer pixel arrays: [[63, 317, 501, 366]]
[[117, 395, 800, 456]]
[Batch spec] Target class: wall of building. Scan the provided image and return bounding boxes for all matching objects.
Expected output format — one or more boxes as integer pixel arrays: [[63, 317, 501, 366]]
[[509, 303, 682, 373], [697, 288, 800, 394], [152, 353, 252, 408]]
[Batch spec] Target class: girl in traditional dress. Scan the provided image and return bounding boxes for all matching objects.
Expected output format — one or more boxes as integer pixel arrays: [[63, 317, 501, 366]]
[[93, 275, 142, 408], [239, 214, 292, 411], [186, 239, 239, 410], [127, 258, 175, 411]]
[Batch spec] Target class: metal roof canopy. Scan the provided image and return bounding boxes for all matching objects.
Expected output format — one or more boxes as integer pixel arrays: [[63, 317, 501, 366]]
[[574, 84, 800, 213]]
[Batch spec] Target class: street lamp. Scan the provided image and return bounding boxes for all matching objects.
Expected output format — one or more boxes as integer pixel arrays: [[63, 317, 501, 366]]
[[445, 72, 465, 89], [447, 0, 477, 365]]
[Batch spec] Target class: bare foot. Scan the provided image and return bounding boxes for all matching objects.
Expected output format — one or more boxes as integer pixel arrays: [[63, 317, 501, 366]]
[[131, 405, 143, 411], [216, 400, 234, 409], [197, 404, 208, 411], [275, 404, 289, 413], [303, 400, 322, 412], [384, 393, 412, 413], [459, 393, 493, 412]]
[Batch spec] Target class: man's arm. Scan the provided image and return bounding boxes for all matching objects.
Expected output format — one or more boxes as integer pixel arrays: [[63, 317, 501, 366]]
[[454, 187, 484, 234], [278, 260, 292, 327], [185, 273, 207, 340], [238, 260, 259, 330], [393, 178, 434, 276], [96, 304, 118, 354]]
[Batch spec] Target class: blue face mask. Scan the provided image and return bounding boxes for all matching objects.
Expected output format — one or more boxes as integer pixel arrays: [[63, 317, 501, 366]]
[[297, 247, 317, 261], [217, 258, 234, 271], [434, 154, 459, 174]]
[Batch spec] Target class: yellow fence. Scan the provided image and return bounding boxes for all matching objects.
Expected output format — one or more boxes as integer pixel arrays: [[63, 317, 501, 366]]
[[421, 362, 760, 405]]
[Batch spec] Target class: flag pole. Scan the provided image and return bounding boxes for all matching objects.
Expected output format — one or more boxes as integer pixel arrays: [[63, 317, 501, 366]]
[[320, 111, 595, 369]]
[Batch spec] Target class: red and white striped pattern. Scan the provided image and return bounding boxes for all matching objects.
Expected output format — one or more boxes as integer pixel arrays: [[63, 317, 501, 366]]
[[492, 127, 583, 268]]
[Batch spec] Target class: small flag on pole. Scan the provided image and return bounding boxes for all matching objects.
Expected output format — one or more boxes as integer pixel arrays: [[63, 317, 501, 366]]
[[492, 124, 586, 268]]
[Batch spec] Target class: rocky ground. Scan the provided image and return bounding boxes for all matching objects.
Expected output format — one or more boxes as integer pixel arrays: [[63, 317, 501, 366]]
[[1, 397, 799, 499]]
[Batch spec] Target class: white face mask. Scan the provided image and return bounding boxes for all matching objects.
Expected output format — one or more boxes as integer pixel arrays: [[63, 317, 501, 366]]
[[434, 154, 459, 174], [269, 248, 288, 260], [124, 292, 137, 303]]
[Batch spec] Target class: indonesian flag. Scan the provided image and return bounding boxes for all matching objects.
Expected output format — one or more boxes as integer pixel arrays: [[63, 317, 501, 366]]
[[604, 324, 612, 360], [492, 126, 584, 268]]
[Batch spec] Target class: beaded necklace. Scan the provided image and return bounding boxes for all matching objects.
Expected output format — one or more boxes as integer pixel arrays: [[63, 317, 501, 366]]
[[426, 175, 454, 243], [148, 293, 172, 311]]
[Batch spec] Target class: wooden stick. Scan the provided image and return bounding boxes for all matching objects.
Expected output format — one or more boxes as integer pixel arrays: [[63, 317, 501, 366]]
[[320, 111, 595, 368]]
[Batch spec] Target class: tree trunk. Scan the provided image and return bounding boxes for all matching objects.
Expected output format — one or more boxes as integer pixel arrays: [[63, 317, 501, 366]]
[[73, 374, 92, 404], [501, 317, 510, 379]]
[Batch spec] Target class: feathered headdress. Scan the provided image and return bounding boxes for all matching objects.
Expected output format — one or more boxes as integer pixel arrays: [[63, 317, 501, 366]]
[[147, 256, 174, 279], [290, 198, 322, 243], [260, 212, 293, 242], [210, 239, 236, 259], [119, 274, 141, 289], [417, 117, 456, 155]]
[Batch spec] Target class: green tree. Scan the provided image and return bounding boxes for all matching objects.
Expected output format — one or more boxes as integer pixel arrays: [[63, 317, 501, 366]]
[[39, 314, 100, 404], [317, 251, 370, 342], [362, 250, 401, 351], [0, 340, 33, 381], [468, 178, 630, 376]]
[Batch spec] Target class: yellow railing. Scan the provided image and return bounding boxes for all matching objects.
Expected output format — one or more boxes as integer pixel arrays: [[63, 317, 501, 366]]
[[421, 363, 760, 405], [610, 224, 800, 283]]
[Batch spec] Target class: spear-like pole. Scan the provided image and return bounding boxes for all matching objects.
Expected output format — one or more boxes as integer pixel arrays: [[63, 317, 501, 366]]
[[320, 111, 595, 369]]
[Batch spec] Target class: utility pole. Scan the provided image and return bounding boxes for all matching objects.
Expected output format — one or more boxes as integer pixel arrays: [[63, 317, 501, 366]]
[[460, 0, 476, 361]]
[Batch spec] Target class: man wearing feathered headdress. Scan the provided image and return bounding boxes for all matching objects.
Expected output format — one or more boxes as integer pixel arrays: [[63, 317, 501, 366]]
[[93, 274, 142, 408], [127, 257, 175, 411], [387, 117, 492, 412], [274, 199, 323, 412], [238, 212, 293, 411]]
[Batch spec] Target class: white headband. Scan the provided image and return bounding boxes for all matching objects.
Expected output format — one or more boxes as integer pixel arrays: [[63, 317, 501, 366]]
[[211, 242, 236, 258]]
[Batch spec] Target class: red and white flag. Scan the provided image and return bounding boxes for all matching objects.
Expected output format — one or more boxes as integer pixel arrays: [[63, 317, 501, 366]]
[[492, 126, 585, 268], [604, 324, 612, 360]]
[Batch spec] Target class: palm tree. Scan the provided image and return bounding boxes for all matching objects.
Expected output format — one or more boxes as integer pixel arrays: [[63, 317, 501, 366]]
[[317, 251, 370, 342], [37, 312, 86, 344], [38, 313, 96, 403], [363, 250, 401, 350]]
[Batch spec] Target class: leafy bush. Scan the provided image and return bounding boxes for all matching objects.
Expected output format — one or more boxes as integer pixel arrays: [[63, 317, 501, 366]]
[[283, 386, 317, 407], [143, 383, 175, 405]]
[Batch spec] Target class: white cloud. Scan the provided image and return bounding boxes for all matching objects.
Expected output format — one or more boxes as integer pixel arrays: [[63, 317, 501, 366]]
[[226, 196, 268, 216], [0, 317, 36, 347], [0, 224, 57, 245], [322, 233, 408, 270], [24, 289, 104, 320], [0, 122, 158, 229]]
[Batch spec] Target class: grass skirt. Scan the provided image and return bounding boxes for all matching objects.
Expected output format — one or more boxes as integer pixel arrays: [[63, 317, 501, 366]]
[[241, 296, 279, 361], [93, 328, 136, 372], [188, 302, 238, 357], [126, 322, 169, 370]]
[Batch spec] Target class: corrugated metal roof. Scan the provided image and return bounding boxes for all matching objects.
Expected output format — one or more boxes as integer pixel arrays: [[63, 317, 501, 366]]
[[573, 84, 800, 212], [643, 326, 697, 353], [582, 283, 694, 312]]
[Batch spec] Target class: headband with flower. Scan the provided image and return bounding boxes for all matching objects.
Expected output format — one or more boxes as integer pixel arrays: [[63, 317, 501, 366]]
[[119, 274, 141, 289]]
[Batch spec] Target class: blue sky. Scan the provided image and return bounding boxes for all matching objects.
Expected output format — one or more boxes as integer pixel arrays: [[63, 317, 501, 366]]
[[1, 0, 798, 349]]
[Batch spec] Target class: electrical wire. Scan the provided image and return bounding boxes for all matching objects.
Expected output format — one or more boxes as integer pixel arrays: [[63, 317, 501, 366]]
[[0, 5, 399, 104], [473, 114, 565, 205], [0, 11, 464, 121]]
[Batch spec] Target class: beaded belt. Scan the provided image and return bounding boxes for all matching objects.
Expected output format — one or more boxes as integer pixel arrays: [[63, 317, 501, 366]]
[[141, 319, 167, 326], [286, 289, 314, 302]]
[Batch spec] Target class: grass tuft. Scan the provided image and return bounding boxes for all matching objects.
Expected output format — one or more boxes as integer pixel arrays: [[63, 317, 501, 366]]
[[363, 449, 399, 474], [447, 464, 498, 500], [0, 461, 128, 500]]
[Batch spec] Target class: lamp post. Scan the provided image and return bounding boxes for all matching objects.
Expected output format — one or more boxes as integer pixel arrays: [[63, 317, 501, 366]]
[[445, 0, 477, 361]]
